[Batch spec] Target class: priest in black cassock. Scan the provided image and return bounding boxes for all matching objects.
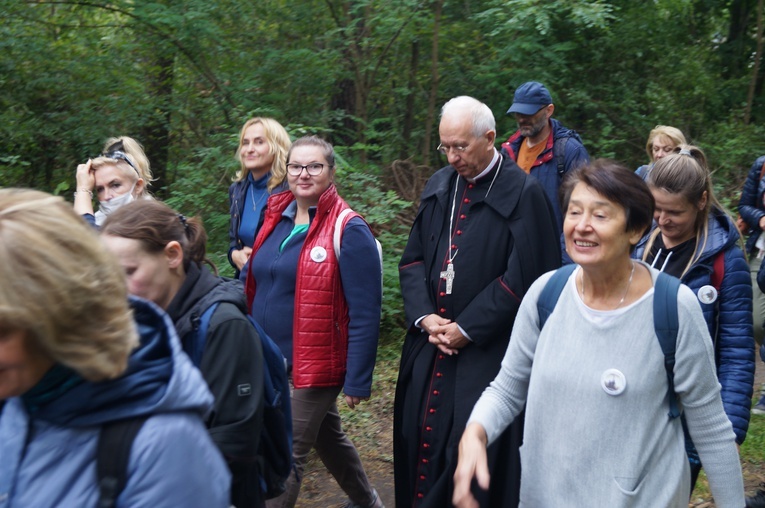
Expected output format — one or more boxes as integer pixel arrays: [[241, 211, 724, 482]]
[[394, 96, 561, 508]]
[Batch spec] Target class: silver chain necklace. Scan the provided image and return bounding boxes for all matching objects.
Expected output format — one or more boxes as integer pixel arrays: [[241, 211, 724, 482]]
[[579, 261, 635, 310]]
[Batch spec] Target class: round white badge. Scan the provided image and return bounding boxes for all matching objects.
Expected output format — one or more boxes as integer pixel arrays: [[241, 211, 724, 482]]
[[697, 285, 718, 305], [310, 246, 327, 263], [601, 369, 626, 396]]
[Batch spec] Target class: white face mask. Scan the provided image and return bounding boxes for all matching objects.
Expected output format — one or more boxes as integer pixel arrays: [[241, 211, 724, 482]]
[[98, 184, 136, 216]]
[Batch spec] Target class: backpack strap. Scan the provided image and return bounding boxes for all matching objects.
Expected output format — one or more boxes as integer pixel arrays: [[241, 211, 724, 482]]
[[710, 251, 725, 293], [188, 302, 220, 367], [333, 208, 355, 259], [537, 264, 577, 329], [653, 272, 682, 419], [97, 416, 149, 508], [553, 136, 569, 177], [332, 207, 383, 283]]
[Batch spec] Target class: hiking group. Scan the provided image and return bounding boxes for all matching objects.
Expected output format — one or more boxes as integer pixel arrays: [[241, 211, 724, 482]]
[[0, 81, 763, 508]]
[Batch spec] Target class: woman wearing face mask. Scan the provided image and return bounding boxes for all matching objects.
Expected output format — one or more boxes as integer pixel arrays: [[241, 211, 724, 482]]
[[73, 136, 153, 227], [635, 145, 754, 492], [635, 125, 687, 181]]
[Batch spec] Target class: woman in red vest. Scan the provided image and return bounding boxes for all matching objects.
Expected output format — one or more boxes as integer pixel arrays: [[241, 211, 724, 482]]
[[245, 136, 384, 508]]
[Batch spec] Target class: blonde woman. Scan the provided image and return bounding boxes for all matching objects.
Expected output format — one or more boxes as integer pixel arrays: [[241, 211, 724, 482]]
[[635, 125, 687, 181], [73, 136, 153, 226], [637, 145, 754, 490], [228, 117, 291, 278], [0, 188, 229, 507]]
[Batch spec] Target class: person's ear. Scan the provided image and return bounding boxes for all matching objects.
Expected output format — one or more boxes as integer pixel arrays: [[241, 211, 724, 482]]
[[134, 178, 145, 196], [485, 130, 496, 145], [698, 190, 708, 211], [628, 228, 644, 247], [165, 240, 184, 270]]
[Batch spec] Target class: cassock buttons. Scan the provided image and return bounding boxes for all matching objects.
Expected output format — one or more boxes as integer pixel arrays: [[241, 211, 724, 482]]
[[426, 426, 432, 432], [460, 214, 466, 219], [456, 230, 462, 235], [439, 308, 446, 313], [429, 408, 436, 414], [417, 493, 424, 498], [436, 372, 442, 377], [421, 459, 428, 464], [433, 390, 439, 395], [439, 291, 446, 297], [468, 184, 474, 189], [423, 443, 430, 448], [420, 475, 426, 480], [463, 198, 470, 203]]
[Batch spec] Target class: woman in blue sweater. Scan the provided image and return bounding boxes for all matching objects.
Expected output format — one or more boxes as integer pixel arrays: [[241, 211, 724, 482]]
[[636, 145, 754, 489], [228, 117, 291, 279]]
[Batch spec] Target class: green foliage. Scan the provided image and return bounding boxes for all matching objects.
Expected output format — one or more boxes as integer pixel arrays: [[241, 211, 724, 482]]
[[334, 169, 412, 342], [6, 0, 765, 351]]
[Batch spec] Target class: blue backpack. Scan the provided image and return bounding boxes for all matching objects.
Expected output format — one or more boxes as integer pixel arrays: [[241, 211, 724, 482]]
[[195, 302, 294, 499], [537, 264, 682, 419]]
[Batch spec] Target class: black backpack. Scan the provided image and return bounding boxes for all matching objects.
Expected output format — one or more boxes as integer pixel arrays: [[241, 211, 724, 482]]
[[95, 302, 293, 507], [194, 302, 293, 499], [96, 416, 149, 508]]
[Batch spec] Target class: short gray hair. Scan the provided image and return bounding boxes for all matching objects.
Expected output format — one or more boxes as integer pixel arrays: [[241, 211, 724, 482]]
[[440, 96, 496, 138]]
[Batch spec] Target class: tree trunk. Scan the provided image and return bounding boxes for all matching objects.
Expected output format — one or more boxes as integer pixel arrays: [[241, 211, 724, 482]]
[[420, 0, 443, 165], [139, 50, 174, 197], [746, 0, 764, 125], [400, 39, 419, 159]]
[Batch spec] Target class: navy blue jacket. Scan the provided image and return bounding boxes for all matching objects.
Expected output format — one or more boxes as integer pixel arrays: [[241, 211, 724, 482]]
[[501, 118, 589, 230], [738, 155, 765, 255], [635, 210, 755, 444], [228, 176, 288, 276]]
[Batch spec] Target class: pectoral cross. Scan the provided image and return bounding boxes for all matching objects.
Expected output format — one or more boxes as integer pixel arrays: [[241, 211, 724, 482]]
[[440, 262, 455, 295]]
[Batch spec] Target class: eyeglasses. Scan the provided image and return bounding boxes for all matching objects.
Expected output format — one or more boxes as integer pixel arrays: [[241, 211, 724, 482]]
[[437, 139, 473, 155], [286, 163, 328, 176]]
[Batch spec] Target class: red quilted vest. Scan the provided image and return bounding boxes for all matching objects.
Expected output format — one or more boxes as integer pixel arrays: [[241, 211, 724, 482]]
[[246, 185, 351, 388]]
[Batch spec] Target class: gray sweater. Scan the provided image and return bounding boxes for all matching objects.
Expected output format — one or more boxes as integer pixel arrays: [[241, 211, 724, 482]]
[[468, 264, 744, 507]]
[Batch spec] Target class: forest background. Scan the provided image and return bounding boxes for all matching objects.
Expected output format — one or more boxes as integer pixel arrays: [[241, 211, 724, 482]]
[[3, 0, 765, 343]]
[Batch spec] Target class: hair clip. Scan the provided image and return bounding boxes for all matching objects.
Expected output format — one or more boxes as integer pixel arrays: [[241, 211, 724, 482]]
[[678, 149, 692, 156], [177, 214, 189, 232]]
